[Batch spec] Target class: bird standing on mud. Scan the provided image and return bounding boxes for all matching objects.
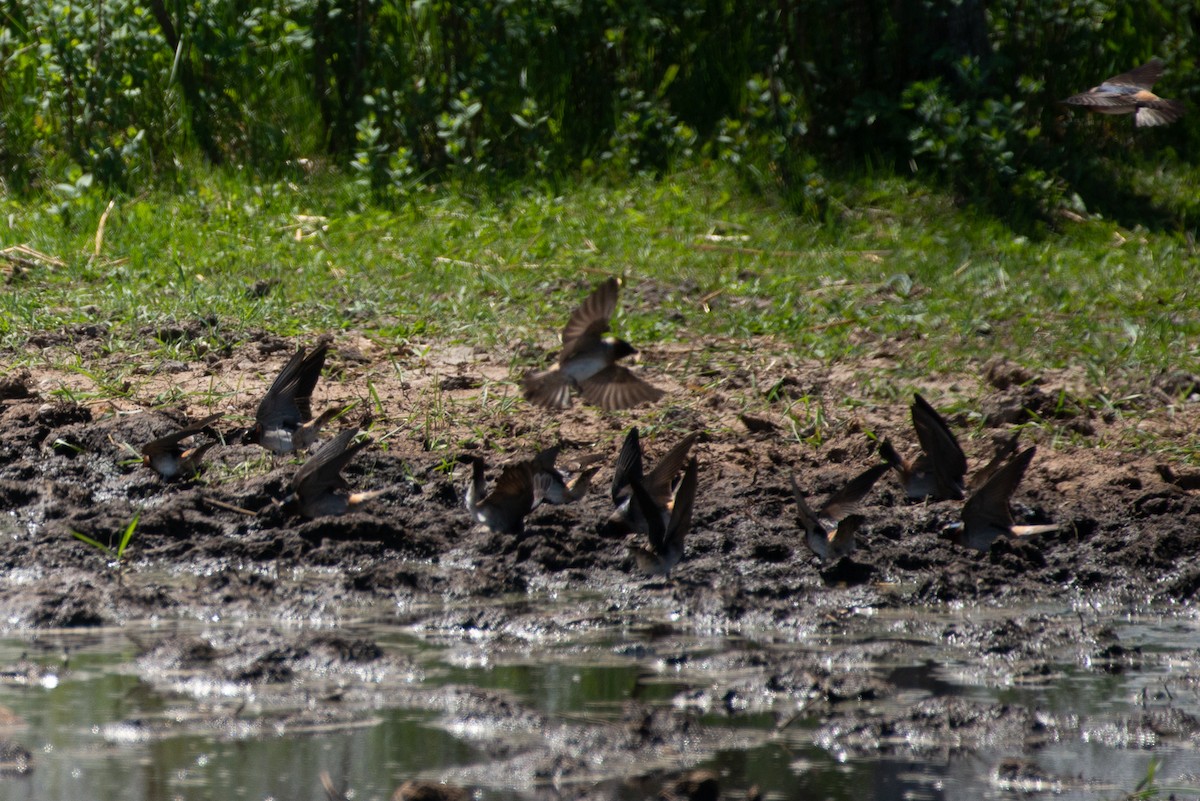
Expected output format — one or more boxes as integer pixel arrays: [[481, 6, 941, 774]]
[[1061, 58, 1185, 127], [880, 393, 967, 501], [523, 277, 663, 411], [532, 445, 600, 505], [459, 453, 553, 535], [607, 428, 699, 536], [628, 457, 699, 578], [140, 413, 224, 479], [945, 446, 1060, 551], [288, 428, 381, 518], [254, 341, 342, 454], [791, 463, 890, 562]]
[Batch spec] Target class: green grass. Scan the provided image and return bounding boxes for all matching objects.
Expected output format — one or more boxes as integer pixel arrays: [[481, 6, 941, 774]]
[[3, 159, 1199, 410]]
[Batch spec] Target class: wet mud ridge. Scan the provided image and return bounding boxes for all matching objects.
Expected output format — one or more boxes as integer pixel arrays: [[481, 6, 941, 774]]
[[2, 335, 1200, 797]]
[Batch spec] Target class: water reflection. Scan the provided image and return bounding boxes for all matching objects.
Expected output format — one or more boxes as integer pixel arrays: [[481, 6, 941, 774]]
[[0, 610, 1193, 800]]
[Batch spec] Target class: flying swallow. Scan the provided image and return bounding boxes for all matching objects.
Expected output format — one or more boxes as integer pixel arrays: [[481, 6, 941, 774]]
[[791, 463, 890, 562], [1061, 58, 1185, 127], [532, 445, 600, 505], [608, 428, 699, 535], [288, 428, 380, 518], [522, 277, 663, 410], [945, 446, 1060, 551], [460, 454, 552, 535], [880, 393, 967, 501], [254, 342, 342, 454], [629, 457, 698, 578], [140, 413, 224, 479]]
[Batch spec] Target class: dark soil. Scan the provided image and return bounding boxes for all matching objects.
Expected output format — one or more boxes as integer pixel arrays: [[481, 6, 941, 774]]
[[3, 332, 1200, 797]]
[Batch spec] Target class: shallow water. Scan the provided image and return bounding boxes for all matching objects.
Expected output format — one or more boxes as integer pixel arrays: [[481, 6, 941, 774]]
[[0, 600, 1197, 801]]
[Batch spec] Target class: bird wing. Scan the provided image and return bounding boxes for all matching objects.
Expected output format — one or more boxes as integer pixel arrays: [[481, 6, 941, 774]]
[[257, 346, 310, 426], [291, 341, 329, 421], [580, 365, 663, 411], [821, 462, 890, 521], [664, 458, 699, 555], [627, 476, 666, 554], [644, 432, 699, 503], [611, 427, 644, 504], [141, 412, 224, 457], [560, 277, 619, 353], [911, 394, 967, 499], [1135, 99, 1185, 127], [522, 369, 575, 409], [962, 446, 1036, 534], [482, 460, 538, 522], [789, 473, 822, 534], [1102, 58, 1164, 89]]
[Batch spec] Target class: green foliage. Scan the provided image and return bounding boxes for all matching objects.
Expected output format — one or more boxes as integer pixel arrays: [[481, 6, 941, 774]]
[[72, 510, 140, 584], [1, 0, 1197, 226]]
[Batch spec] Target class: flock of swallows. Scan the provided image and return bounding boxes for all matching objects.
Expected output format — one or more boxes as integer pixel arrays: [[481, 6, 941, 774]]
[[138, 273, 1061, 577], [130, 56, 1175, 575]]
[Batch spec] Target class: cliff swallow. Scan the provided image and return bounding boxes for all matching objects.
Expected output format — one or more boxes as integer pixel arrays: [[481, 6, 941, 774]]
[[533, 445, 600, 504], [880, 393, 967, 500], [140, 413, 224, 479], [608, 428, 699, 535], [255, 342, 342, 454], [1062, 58, 1185, 127], [946, 446, 1060, 551], [288, 428, 380, 518], [522, 277, 663, 410], [460, 454, 552, 535], [791, 463, 890, 562], [629, 457, 698, 578]]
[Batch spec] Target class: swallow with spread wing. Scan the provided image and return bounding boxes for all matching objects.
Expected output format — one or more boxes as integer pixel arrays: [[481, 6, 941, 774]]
[[628, 457, 698, 578], [523, 277, 663, 411], [460, 454, 553, 535], [791, 463, 890, 562], [141, 412, 224, 479], [1061, 58, 1184, 127], [880, 393, 967, 501], [607, 427, 699, 536], [287, 428, 382, 518], [254, 342, 342, 454], [945, 446, 1060, 551]]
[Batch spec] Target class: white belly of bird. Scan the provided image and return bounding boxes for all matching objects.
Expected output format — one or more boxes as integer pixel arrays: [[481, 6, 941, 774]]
[[561, 353, 608, 383]]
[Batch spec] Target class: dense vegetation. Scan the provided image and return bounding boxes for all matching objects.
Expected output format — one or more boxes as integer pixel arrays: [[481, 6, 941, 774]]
[[2, 1, 1197, 228]]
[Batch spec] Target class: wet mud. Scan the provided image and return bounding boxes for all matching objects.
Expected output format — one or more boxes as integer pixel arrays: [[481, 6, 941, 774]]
[[2, 329, 1200, 798]]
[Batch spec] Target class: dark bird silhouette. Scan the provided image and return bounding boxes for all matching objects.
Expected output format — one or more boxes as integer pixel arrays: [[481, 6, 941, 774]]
[[608, 428, 699, 536], [460, 454, 552, 535], [1062, 58, 1184, 127], [629, 457, 698, 578], [523, 277, 663, 410], [141, 413, 224, 479], [289, 428, 379, 518], [255, 342, 342, 454], [791, 463, 889, 562], [946, 446, 1059, 551], [880, 393, 967, 500]]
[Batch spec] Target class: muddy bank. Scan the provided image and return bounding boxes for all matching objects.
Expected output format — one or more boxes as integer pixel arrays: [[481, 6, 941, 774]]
[[2, 332, 1200, 796]]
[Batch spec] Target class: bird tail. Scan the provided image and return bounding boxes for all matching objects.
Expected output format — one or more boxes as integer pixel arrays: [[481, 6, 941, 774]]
[[1010, 523, 1061, 537], [522, 370, 574, 409]]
